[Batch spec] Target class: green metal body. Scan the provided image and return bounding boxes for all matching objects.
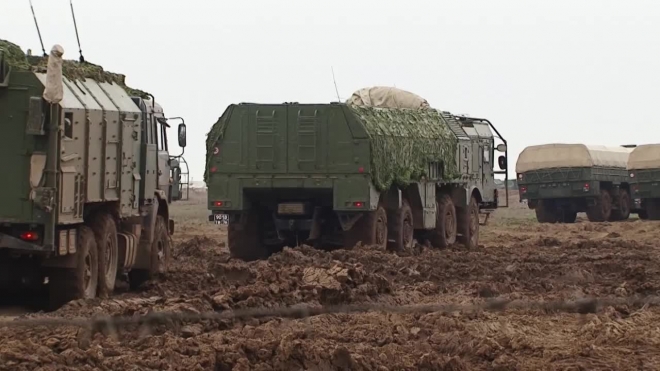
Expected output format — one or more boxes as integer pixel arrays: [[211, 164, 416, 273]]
[[0, 50, 181, 262], [206, 102, 506, 243], [517, 167, 632, 213]]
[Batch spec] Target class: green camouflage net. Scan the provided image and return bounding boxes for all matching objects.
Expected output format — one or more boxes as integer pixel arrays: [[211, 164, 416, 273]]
[[204, 106, 234, 183], [0, 39, 149, 98], [347, 105, 459, 191]]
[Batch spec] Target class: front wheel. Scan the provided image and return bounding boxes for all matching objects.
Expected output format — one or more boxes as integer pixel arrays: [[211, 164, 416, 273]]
[[129, 216, 171, 289]]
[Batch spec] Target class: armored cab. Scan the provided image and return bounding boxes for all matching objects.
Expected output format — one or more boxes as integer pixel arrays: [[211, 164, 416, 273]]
[[515, 143, 637, 223], [206, 87, 508, 261], [627, 144, 660, 219], [0, 40, 187, 308]]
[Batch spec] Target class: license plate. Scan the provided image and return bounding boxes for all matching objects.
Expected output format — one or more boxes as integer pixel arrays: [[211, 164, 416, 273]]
[[277, 203, 305, 215], [213, 214, 229, 225]]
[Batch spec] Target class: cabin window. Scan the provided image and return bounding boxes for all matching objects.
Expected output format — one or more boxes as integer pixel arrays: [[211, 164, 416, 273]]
[[63, 112, 74, 139], [483, 145, 490, 163]]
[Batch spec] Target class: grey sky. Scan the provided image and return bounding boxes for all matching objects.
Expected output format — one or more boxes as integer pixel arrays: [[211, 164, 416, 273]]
[[3, 0, 659, 183]]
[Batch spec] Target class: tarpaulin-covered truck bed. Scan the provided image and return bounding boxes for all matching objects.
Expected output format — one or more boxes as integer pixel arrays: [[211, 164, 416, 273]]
[[628, 144, 660, 170], [516, 144, 632, 173]]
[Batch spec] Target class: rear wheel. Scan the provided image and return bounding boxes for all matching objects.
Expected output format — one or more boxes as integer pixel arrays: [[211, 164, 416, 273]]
[[610, 189, 631, 221], [344, 206, 388, 249], [560, 210, 577, 223], [430, 194, 457, 248], [586, 189, 612, 222], [535, 200, 557, 223], [48, 226, 98, 310], [457, 196, 479, 249], [90, 213, 118, 297], [646, 199, 660, 220], [129, 216, 171, 289], [228, 209, 268, 261], [388, 200, 414, 252]]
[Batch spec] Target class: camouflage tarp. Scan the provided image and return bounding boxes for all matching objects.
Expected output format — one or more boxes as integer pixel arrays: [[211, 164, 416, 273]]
[[347, 105, 458, 191], [0, 39, 148, 98]]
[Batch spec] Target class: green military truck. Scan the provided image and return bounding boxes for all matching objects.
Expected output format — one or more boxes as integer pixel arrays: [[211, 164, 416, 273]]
[[0, 40, 187, 308], [627, 144, 660, 220], [515, 143, 637, 223], [205, 87, 508, 260]]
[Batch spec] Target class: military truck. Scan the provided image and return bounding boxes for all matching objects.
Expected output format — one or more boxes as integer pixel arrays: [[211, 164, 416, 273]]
[[515, 143, 636, 223], [0, 40, 187, 308], [205, 87, 508, 261], [627, 144, 660, 220]]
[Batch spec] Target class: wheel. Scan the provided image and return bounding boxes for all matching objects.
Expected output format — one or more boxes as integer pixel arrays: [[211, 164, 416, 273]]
[[48, 226, 99, 310], [90, 213, 118, 297], [129, 216, 171, 289], [228, 209, 268, 261], [610, 189, 631, 221], [388, 199, 414, 252], [535, 200, 557, 223], [561, 211, 577, 223], [344, 206, 388, 249], [457, 196, 479, 249], [586, 189, 612, 222], [430, 194, 457, 248], [638, 209, 649, 220]]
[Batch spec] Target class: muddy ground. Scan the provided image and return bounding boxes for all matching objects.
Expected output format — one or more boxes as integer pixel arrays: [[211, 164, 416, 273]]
[[1, 189, 660, 370]]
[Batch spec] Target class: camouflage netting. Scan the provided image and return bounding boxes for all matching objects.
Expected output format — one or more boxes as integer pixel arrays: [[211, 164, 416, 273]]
[[0, 39, 149, 98], [347, 104, 459, 191]]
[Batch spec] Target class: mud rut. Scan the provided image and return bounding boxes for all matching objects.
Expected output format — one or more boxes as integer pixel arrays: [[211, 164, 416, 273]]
[[2, 217, 660, 370]]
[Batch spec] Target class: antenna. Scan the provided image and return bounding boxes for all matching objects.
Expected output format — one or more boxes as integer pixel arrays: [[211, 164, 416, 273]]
[[69, 0, 85, 63], [331, 66, 341, 102], [29, 0, 47, 57]]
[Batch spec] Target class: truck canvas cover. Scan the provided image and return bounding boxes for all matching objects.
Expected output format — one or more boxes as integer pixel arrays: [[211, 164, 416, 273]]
[[516, 144, 632, 173], [627, 144, 660, 170]]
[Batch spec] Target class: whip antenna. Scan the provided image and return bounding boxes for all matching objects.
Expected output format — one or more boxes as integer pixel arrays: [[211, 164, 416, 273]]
[[70, 0, 85, 63], [331, 66, 341, 102], [29, 0, 47, 56]]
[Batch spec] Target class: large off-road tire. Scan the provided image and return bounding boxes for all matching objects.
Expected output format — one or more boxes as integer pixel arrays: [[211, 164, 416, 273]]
[[387, 199, 414, 252], [90, 213, 119, 297], [129, 216, 171, 289], [586, 189, 612, 222], [430, 194, 457, 248], [638, 209, 649, 220], [457, 196, 479, 249], [228, 209, 268, 261], [610, 189, 631, 221], [344, 206, 388, 249], [48, 226, 99, 310], [535, 200, 557, 223], [646, 199, 660, 220]]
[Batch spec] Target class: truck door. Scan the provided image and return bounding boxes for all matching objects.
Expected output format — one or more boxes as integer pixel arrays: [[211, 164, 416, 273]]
[[154, 114, 171, 201]]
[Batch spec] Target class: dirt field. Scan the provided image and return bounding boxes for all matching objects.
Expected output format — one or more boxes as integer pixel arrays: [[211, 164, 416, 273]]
[[1, 189, 660, 370]]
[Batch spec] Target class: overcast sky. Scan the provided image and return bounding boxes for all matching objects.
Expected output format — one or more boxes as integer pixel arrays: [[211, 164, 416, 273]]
[[3, 0, 659, 183]]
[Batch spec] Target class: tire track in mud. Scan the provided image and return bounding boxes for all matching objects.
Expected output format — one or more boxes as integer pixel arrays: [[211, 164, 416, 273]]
[[2, 220, 660, 370]]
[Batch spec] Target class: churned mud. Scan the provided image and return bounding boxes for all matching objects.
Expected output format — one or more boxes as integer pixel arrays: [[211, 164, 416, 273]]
[[1, 191, 660, 370]]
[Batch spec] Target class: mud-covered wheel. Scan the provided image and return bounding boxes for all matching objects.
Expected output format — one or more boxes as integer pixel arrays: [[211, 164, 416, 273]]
[[586, 189, 612, 222], [344, 206, 388, 249], [638, 209, 649, 220], [457, 196, 479, 249], [610, 189, 631, 221], [48, 226, 99, 310], [430, 194, 457, 248], [129, 216, 171, 289], [91, 213, 118, 296], [646, 199, 660, 220], [535, 200, 557, 223], [388, 200, 414, 252], [228, 209, 268, 261]]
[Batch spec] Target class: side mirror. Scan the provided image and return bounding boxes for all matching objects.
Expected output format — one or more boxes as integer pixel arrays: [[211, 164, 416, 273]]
[[496, 143, 507, 152], [498, 155, 507, 170], [178, 123, 187, 148]]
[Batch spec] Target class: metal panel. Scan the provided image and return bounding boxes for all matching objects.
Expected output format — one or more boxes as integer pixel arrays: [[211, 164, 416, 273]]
[[249, 106, 287, 173]]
